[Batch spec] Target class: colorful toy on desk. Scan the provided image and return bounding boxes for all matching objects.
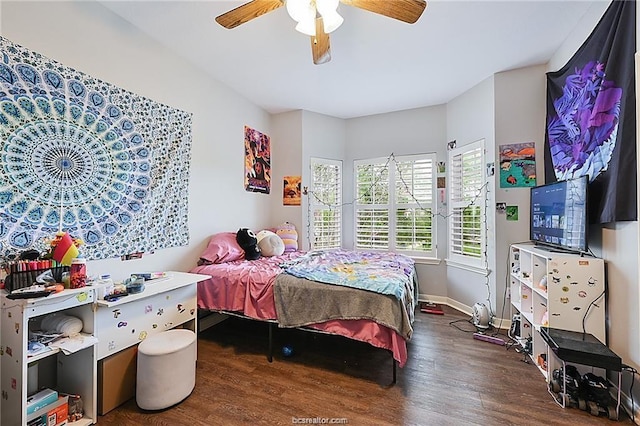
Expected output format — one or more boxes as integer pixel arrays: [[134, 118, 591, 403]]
[[131, 272, 167, 281], [47, 231, 84, 266]]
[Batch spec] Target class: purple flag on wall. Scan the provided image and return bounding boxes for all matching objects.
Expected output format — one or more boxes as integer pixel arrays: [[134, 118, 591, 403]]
[[544, 0, 636, 224]]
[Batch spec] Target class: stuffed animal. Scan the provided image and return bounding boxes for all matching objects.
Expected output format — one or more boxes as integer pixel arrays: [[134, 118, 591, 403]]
[[257, 230, 285, 257], [276, 222, 298, 252], [236, 228, 261, 260]]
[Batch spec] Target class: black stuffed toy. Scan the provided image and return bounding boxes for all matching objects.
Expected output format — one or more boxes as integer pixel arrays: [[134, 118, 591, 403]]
[[236, 228, 261, 260]]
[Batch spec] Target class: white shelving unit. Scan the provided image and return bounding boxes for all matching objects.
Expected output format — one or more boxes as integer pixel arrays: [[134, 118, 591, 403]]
[[1, 287, 97, 425], [509, 243, 605, 378]]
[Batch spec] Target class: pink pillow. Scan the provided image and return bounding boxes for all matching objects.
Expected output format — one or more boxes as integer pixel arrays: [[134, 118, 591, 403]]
[[200, 232, 244, 264]]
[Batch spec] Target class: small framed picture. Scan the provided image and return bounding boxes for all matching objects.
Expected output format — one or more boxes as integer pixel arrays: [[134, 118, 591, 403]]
[[506, 205, 519, 221], [283, 176, 301, 206]]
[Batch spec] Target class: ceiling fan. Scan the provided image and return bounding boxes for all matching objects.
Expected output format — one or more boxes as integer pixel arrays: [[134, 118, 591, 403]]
[[215, 0, 427, 65]]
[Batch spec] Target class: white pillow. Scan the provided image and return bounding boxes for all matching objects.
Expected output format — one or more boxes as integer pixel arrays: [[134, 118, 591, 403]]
[[41, 313, 83, 336], [257, 230, 285, 257]]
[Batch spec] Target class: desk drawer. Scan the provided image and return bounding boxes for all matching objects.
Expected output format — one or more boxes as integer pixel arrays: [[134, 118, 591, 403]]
[[96, 284, 196, 359]]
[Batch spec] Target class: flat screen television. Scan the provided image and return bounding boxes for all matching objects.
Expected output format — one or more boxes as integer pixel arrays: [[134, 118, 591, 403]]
[[530, 176, 588, 253]]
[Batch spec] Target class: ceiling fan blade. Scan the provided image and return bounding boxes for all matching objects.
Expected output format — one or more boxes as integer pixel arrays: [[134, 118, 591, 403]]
[[215, 0, 285, 29], [311, 17, 331, 65], [340, 0, 427, 24]]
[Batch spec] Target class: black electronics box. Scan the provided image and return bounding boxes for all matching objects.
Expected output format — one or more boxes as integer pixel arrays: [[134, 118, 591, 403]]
[[540, 327, 622, 371]]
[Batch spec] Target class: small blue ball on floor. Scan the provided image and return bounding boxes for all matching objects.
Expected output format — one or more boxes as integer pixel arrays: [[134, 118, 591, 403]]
[[282, 345, 294, 357]]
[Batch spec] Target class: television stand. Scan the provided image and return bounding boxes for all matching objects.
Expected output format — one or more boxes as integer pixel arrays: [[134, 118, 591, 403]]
[[509, 243, 607, 413], [531, 242, 584, 255]]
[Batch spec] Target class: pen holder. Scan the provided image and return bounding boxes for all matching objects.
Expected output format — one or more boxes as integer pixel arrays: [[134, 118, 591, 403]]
[[5, 266, 69, 292]]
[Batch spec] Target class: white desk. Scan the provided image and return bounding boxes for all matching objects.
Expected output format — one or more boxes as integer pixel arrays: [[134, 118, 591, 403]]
[[94, 271, 209, 360], [1, 271, 210, 422]]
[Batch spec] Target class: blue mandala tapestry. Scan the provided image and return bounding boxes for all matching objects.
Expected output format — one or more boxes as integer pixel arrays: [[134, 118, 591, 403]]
[[0, 37, 193, 259], [544, 0, 636, 224]]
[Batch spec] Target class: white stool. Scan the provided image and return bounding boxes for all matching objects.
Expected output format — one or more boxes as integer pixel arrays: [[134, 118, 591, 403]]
[[136, 329, 197, 410]]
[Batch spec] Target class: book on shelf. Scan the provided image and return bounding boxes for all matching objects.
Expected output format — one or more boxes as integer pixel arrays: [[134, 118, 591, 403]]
[[26, 388, 58, 415], [27, 395, 69, 426]]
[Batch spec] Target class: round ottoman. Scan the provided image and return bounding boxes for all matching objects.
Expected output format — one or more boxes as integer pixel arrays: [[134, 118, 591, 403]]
[[136, 329, 197, 410]]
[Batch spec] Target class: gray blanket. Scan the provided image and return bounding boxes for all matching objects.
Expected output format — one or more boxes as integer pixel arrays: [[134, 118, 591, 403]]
[[273, 270, 415, 340]]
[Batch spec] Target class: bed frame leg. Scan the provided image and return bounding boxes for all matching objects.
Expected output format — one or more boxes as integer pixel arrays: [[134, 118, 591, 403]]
[[268, 322, 273, 363], [392, 356, 397, 385]]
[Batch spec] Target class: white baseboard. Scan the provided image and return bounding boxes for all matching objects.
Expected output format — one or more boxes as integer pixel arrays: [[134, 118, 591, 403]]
[[418, 294, 511, 331]]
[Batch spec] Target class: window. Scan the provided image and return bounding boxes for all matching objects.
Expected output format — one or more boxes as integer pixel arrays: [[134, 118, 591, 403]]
[[310, 158, 342, 249], [354, 154, 436, 258], [448, 139, 486, 267]]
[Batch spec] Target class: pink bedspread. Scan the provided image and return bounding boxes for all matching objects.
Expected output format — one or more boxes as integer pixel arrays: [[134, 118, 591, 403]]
[[191, 252, 409, 367]]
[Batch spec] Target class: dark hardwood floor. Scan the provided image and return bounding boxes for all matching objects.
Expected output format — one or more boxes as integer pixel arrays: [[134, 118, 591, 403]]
[[98, 306, 630, 425]]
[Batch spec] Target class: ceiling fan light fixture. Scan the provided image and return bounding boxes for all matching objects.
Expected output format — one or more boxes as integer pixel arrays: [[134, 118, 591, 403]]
[[316, 0, 343, 33], [287, 0, 317, 36], [215, 0, 428, 65], [295, 16, 317, 36], [320, 12, 343, 33], [285, 0, 310, 22]]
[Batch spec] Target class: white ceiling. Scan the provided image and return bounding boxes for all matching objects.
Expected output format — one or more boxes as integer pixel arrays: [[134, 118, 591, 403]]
[[99, 0, 607, 119]]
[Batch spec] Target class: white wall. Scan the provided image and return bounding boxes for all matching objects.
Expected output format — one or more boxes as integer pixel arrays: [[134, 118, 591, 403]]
[[344, 105, 448, 297], [270, 110, 304, 238], [299, 111, 346, 251], [445, 77, 496, 312], [548, 1, 612, 71], [270, 109, 346, 251], [548, 0, 640, 419], [493, 64, 547, 317], [1, 1, 272, 281]]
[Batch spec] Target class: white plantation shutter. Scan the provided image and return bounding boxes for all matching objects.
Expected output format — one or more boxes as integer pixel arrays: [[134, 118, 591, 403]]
[[355, 154, 436, 257], [355, 161, 389, 249], [310, 158, 342, 249], [393, 155, 436, 257], [448, 140, 485, 266], [356, 208, 390, 249]]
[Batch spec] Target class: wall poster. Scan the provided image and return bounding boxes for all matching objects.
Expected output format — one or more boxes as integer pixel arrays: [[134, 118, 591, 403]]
[[283, 176, 301, 206], [499, 142, 536, 188], [244, 125, 271, 194]]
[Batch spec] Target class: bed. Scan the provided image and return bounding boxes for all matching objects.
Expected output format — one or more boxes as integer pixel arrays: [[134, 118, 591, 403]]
[[191, 235, 416, 380]]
